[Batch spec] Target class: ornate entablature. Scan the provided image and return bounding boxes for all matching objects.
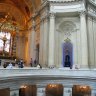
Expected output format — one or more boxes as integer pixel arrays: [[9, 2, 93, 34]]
[[34, 0, 96, 18], [46, 0, 81, 2], [34, 0, 84, 16], [48, 0, 85, 13]]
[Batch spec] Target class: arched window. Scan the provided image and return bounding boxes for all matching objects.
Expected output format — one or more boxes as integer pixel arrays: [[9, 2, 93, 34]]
[[62, 38, 73, 69], [0, 32, 11, 55]]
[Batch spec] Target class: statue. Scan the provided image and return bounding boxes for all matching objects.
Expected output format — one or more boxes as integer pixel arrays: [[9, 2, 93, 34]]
[[64, 49, 71, 67]]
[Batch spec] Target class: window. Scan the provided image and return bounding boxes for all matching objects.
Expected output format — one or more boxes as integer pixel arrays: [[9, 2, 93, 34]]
[[0, 32, 11, 54]]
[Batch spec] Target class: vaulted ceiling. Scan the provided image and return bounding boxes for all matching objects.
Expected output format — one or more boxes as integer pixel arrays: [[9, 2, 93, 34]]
[[0, 0, 41, 31]]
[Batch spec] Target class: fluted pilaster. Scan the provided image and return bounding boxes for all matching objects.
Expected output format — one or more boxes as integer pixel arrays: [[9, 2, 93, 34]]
[[80, 11, 88, 68], [48, 12, 55, 67]]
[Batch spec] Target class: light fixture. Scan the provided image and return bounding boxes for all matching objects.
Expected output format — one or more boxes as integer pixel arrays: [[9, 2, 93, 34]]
[[20, 85, 27, 89], [0, 13, 20, 33]]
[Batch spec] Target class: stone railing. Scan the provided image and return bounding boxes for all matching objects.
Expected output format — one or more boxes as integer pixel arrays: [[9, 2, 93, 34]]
[[0, 68, 96, 94], [0, 68, 96, 80]]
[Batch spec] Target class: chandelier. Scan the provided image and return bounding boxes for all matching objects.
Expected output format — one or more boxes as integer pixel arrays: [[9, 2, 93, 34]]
[[0, 13, 21, 33]]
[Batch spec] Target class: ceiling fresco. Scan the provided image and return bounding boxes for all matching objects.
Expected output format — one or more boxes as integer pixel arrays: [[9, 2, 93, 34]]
[[0, 0, 41, 32]]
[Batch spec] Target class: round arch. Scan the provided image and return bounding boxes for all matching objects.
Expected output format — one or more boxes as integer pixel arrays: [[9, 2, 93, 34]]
[[46, 84, 63, 96], [62, 39, 73, 69]]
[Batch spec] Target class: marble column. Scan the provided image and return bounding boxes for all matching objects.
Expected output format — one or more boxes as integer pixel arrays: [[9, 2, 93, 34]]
[[80, 11, 88, 68], [63, 87, 72, 96], [16, 36, 24, 59], [27, 20, 36, 65], [31, 26, 36, 61], [48, 12, 55, 67], [39, 18, 44, 65], [37, 85, 46, 96], [43, 17, 49, 67], [91, 88, 96, 96], [28, 31, 32, 62]]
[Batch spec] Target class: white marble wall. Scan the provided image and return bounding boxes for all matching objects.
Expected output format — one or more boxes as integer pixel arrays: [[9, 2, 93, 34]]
[[33, 0, 96, 69]]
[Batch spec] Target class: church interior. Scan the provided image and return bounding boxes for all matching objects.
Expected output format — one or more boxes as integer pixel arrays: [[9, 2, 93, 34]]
[[0, 0, 96, 96]]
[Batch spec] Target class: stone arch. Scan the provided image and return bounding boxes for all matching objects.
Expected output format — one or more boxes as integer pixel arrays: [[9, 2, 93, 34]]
[[59, 21, 76, 36], [72, 85, 91, 96], [46, 84, 63, 96], [62, 39, 73, 69]]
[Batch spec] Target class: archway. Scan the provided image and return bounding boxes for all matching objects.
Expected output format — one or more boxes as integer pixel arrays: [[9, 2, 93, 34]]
[[19, 85, 37, 96], [62, 39, 73, 69], [72, 85, 91, 96], [0, 88, 10, 96], [46, 84, 63, 96]]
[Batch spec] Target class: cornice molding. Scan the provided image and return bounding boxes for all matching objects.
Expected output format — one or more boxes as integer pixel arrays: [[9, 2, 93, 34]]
[[33, 0, 83, 18], [87, 11, 96, 20], [47, 0, 82, 3], [32, 0, 96, 19]]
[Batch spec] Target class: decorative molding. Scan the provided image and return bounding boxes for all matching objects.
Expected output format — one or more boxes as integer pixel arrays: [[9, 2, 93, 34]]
[[33, 0, 83, 18], [58, 21, 77, 37], [88, 0, 96, 7], [49, 12, 55, 18], [40, 14, 49, 22], [79, 10, 87, 16], [48, 0, 82, 3], [64, 38, 71, 42], [88, 4, 96, 15]]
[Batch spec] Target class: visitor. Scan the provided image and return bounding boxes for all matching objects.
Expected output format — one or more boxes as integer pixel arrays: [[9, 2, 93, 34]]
[[34, 59, 37, 67], [3, 62, 7, 68], [18, 59, 24, 68], [6, 62, 13, 69], [37, 64, 42, 69], [20, 59, 24, 68], [15, 59, 17, 64], [0, 59, 1, 66], [30, 58, 33, 67]]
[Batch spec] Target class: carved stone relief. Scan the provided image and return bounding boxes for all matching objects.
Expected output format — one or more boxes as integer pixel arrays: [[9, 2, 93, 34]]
[[58, 21, 77, 37]]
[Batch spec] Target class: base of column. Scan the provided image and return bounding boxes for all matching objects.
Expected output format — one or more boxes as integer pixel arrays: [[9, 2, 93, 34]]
[[63, 88, 72, 96], [48, 65, 55, 68], [80, 65, 89, 69]]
